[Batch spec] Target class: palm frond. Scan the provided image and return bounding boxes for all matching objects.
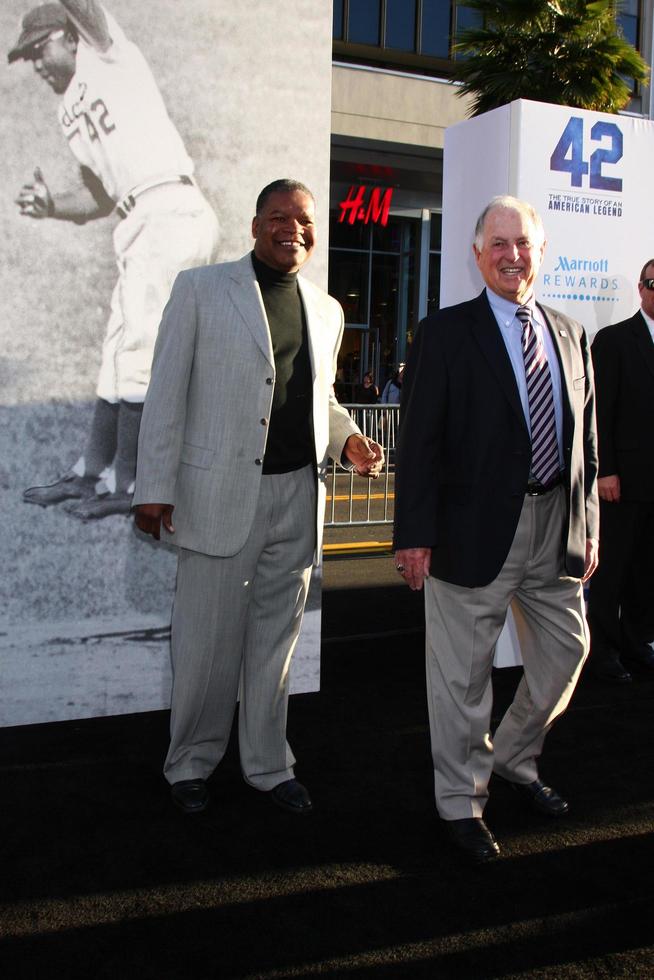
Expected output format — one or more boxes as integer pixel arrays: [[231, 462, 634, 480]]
[[451, 0, 649, 116]]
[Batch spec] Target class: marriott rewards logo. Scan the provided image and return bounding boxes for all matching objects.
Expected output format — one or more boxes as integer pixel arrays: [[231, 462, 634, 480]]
[[542, 256, 618, 305]]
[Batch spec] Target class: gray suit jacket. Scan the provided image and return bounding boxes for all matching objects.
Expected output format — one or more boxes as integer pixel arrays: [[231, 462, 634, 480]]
[[133, 253, 359, 558]]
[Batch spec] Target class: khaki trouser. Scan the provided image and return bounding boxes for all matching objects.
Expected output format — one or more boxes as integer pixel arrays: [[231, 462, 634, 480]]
[[424, 486, 588, 820]]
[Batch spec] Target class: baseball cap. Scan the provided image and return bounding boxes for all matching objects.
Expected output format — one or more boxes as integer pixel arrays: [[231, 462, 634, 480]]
[[8, 3, 70, 63]]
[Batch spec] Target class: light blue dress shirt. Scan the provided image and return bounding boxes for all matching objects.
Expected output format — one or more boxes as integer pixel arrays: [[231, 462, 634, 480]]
[[485, 287, 564, 470]]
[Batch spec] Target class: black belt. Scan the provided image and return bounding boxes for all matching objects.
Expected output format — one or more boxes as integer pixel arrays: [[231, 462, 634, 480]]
[[116, 174, 193, 219], [526, 474, 562, 496]]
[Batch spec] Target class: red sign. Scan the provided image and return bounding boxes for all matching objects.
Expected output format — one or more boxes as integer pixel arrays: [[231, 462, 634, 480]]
[[338, 185, 393, 227]]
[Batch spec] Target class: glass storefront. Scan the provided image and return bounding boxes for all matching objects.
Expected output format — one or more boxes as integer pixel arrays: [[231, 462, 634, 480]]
[[328, 156, 443, 401], [329, 214, 417, 401]]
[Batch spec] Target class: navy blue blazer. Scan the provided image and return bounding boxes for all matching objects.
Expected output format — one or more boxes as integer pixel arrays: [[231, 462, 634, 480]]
[[393, 291, 599, 587]]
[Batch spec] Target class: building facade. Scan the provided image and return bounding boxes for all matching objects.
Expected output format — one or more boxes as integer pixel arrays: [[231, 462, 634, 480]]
[[329, 0, 654, 400]]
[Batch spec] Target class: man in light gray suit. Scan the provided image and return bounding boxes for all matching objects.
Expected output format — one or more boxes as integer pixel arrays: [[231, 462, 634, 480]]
[[133, 179, 383, 815]]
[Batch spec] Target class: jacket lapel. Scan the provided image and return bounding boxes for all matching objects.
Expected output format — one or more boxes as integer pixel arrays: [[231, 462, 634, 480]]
[[227, 254, 274, 367], [632, 311, 654, 380], [470, 291, 527, 432]]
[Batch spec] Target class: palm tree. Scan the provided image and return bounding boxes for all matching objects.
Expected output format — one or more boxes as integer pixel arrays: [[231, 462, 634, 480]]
[[452, 0, 650, 116]]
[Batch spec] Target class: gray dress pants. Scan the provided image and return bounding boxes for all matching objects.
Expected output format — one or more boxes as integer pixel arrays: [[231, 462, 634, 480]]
[[163, 464, 316, 790]]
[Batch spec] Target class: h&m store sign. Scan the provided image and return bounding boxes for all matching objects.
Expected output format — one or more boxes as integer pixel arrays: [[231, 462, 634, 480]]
[[338, 185, 394, 227]]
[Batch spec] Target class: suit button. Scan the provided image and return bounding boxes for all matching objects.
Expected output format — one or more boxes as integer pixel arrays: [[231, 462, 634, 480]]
[[260, 418, 267, 426], [266, 377, 273, 385], [255, 458, 262, 466]]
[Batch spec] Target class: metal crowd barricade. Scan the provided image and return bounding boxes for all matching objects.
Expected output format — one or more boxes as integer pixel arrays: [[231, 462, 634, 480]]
[[325, 403, 399, 527]]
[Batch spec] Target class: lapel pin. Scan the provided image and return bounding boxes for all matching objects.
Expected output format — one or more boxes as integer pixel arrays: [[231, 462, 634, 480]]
[[559, 329, 567, 337]]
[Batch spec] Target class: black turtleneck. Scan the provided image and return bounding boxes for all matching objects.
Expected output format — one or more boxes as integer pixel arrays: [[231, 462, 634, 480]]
[[252, 252, 314, 474]]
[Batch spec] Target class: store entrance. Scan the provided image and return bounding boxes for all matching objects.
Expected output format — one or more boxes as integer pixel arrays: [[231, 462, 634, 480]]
[[328, 213, 418, 402], [333, 326, 380, 403]]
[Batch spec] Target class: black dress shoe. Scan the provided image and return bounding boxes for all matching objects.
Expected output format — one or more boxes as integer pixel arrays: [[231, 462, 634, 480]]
[[171, 778, 209, 814], [510, 778, 569, 817], [623, 642, 654, 670], [443, 818, 500, 865], [269, 778, 312, 815], [591, 654, 632, 684]]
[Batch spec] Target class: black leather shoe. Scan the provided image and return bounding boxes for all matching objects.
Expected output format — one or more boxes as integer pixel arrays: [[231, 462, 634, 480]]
[[23, 472, 97, 507], [171, 778, 209, 814], [444, 818, 500, 865], [623, 642, 654, 670], [269, 778, 312, 815], [510, 778, 569, 817], [591, 654, 632, 683]]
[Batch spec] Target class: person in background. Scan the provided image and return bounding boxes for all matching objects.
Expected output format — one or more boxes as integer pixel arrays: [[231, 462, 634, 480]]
[[586, 258, 654, 683], [380, 363, 404, 403], [355, 371, 379, 404]]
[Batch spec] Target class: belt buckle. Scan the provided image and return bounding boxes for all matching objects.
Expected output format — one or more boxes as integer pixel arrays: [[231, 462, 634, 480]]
[[116, 193, 135, 219]]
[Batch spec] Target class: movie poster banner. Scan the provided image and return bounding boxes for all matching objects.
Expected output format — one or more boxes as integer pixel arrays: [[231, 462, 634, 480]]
[[0, 0, 333, 726], [442, 98, 654, 334], [442, 99, 654, 667]]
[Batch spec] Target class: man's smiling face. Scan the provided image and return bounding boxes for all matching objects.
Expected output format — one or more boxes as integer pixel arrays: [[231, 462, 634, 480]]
[[252, 190, 316, 273], [473, 206, 545, 305]]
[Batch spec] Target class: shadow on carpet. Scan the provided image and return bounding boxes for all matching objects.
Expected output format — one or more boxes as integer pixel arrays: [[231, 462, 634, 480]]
[[1, 621, 653, 978]]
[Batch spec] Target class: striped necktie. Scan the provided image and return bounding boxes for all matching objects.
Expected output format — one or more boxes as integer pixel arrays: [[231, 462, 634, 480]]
[[516, 305, 559, 487]]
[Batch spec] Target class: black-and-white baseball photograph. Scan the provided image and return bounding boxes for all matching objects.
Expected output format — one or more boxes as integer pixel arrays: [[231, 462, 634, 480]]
[[0, 0, 333, 726]]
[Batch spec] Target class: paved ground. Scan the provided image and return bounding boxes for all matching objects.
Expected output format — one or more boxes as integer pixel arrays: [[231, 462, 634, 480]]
[[1, 576, 652, 979]]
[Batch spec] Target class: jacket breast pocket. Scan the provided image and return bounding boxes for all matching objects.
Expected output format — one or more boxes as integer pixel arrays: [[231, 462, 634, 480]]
[[573, 377, 585, 391], [180, 443, 214, 469]]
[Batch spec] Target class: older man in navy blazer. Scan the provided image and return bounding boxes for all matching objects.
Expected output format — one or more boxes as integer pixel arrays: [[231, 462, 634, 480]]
[[394, 196, 598, 864], [134, 179, 383, 815]]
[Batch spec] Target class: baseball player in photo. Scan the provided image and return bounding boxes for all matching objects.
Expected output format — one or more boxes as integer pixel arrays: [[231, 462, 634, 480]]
[[9, 0, 219, 519]]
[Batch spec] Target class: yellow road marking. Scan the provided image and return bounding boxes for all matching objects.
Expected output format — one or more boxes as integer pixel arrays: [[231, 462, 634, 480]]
[[327, 493, 394, 502], [323, 541, 392, 553]]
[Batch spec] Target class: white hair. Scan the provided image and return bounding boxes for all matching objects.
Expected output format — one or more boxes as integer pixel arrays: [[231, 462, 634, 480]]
[[474, 196, 545, 250]]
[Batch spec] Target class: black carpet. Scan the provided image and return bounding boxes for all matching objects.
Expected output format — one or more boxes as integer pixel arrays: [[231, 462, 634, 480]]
[[1, 582, 653, 979]]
